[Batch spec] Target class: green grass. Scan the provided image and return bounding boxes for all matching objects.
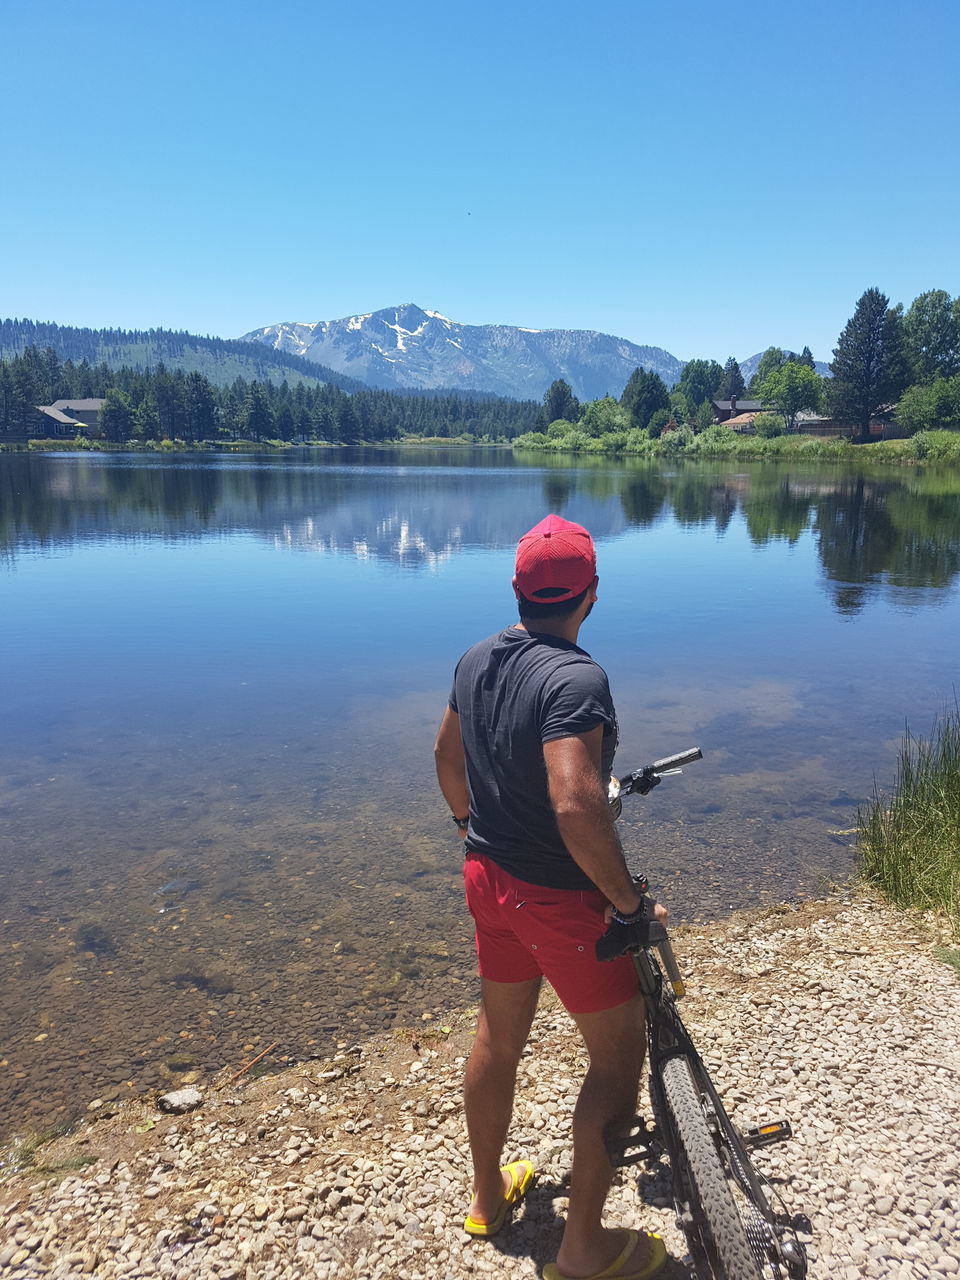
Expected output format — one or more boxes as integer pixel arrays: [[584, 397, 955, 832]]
[[0, 1119, 81, 1181], [513, 425, 960, 465], [858, 704, 960, 935]]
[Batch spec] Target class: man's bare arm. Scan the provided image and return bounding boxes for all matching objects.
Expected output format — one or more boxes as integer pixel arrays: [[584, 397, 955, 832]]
[[434, 706, 470, 835], [543, 728, 644, 916]]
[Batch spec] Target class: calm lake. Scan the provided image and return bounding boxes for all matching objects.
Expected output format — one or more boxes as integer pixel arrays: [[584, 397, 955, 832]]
[[2, 447, 959, 1139]]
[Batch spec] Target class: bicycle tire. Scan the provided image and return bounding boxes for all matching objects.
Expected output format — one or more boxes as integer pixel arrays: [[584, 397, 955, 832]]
[[661, 1055, 763, 1280]]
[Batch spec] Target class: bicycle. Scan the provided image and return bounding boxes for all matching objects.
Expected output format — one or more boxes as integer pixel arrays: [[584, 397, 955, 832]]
[[606, 748, 809, 1280]]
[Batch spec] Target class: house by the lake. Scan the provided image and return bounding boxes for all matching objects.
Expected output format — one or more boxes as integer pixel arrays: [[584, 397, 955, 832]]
[[34, 398, 106, 436], [711, 396, 762, 423]]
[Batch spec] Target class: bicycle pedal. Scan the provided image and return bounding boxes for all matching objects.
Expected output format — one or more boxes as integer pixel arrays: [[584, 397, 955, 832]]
[[743, 1118, 792, 1147]]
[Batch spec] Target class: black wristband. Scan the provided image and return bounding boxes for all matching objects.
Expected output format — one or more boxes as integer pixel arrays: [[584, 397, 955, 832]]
[[612, 900, 647, 926], [453, 815, 469, 829]]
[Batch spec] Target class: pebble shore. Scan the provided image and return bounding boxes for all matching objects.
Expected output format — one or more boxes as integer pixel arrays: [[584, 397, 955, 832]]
[[2, 893, 958, 1280]]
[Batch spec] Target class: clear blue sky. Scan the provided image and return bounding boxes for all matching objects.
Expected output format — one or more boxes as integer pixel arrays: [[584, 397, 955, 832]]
[[3, 0, 957, 365]]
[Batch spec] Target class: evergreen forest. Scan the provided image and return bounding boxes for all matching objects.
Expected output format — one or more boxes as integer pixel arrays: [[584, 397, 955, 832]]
[[0, 348, 540, 444]]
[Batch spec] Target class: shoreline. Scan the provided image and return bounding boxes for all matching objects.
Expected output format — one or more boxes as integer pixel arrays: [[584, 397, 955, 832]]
[[3, 435, 959, 467], [2, 890, 958, 1279], [0, 439, 502, 454]]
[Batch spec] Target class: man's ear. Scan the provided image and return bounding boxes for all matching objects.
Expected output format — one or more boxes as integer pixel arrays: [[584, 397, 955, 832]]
[[512, 575, 521, 600], [589, 574, 599, 599]]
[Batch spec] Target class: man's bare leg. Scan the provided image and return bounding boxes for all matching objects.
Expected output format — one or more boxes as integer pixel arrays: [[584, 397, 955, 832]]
[[464, 975, 542, 1224], [555, 993, 649, 1278]]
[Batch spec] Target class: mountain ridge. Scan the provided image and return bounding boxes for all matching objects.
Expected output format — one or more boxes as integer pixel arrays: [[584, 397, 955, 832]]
[[241, 303, 686, 401], [0, 319, 364, 391], [2, 313, 831, 404]]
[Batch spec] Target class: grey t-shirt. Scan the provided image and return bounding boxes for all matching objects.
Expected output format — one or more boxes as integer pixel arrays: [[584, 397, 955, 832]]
[[449, 626, 617, 890]]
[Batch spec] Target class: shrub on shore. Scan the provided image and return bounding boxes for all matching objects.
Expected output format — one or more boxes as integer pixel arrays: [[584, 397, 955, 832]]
[[513, 423, 960, 465], [858, 705, 960, 934]]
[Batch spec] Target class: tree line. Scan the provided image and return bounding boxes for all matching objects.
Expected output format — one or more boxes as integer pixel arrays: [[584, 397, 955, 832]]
[[4, 288, 959, 450], [0, 348, 540, 443], [519, 287, 960, 451]]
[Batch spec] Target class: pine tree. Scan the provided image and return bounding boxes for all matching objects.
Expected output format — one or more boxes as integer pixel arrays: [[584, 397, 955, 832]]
[[10, 353, 45, 431], [0, 362, 13, 432], [133, 394, 162, 440], [902, 290, 960, 384], [183, 371, 218, 440], [620, 368, 670, 430], [717, 357, 745, 401], [337, 398, 360, 442], [275, 403, 296, 442], [243, 382, 275, 441], [539, 379, 580, 426], [676, 359, 724, 412], [100, 388, 135, 441], [830, 289, 907, 443]]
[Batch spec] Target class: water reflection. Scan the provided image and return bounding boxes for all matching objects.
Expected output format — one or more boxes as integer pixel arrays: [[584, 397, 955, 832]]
[[2, 448, 960, 1143], [3, 451, 960, 613]]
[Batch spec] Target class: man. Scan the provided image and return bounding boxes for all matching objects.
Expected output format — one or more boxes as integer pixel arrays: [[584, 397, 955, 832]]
[[434, 514, 668, 1280]]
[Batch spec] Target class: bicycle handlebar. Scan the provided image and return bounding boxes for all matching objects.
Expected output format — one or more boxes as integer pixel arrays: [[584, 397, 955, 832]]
[[645, 746, 703, 775], [602, 749, 701, 993], [614, 746, 702, 801]]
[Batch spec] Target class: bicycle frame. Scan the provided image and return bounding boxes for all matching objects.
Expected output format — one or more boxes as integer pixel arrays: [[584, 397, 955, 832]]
[[612, 749, 807, 1279], [631, 939, 808, 1280]]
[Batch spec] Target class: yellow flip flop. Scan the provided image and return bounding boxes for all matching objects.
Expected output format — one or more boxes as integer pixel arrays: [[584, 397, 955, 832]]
[[463, 1158, 536, 1236], [543, 1229, 668, 1280]]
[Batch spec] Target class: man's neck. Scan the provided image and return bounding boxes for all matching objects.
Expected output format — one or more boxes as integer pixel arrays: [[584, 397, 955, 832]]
[[516, 617, 582, 645]]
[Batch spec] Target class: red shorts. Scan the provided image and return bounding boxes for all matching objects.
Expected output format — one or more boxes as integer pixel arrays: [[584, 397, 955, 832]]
[[463, 852, 639, 1015]]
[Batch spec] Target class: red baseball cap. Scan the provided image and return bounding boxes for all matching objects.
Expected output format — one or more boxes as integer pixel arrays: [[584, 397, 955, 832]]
[[514, 514, 597, 602]]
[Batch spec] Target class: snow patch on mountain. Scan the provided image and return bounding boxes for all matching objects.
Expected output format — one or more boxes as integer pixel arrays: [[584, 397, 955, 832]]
[[240, 304, 684, 399]]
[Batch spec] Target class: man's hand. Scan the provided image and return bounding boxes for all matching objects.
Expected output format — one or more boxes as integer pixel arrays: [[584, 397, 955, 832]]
[[603, 899, 668, 926], [596, 897, 668, 962]]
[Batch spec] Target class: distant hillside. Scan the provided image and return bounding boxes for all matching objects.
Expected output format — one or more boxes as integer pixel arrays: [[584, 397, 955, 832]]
[[242, 303, 685, 400], [740, 350, 831, 382], [0, 319, 365, 391]]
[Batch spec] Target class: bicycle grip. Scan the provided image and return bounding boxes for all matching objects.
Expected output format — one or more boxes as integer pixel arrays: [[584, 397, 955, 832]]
[[651, 747, 702, 773]]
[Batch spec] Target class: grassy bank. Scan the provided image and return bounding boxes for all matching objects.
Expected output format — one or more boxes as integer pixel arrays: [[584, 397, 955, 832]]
[[0, 436, 501, 454], [858, 705, 960, 936], [0, 437, 344, 453], [513, 426, 960, 465], [5, 428, 960, 462]]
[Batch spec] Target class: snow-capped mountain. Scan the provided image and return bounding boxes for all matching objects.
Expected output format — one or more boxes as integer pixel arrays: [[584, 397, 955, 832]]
[[240, 304, 684, 400]]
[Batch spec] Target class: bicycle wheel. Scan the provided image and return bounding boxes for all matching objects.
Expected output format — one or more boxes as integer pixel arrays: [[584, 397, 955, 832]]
[[661, 1055, 763, 1280]]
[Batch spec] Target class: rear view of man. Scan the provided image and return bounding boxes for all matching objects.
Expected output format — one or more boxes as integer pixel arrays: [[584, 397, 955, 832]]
[[435, 514, 668, 1280]]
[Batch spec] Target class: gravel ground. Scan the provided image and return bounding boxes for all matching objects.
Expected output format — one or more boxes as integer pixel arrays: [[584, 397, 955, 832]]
[[1, 893, 958, 1280]]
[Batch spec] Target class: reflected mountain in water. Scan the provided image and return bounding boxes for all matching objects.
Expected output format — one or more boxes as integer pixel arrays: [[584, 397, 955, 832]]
[[274, 512, 464, 570], [2, 449, 960, 613]]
